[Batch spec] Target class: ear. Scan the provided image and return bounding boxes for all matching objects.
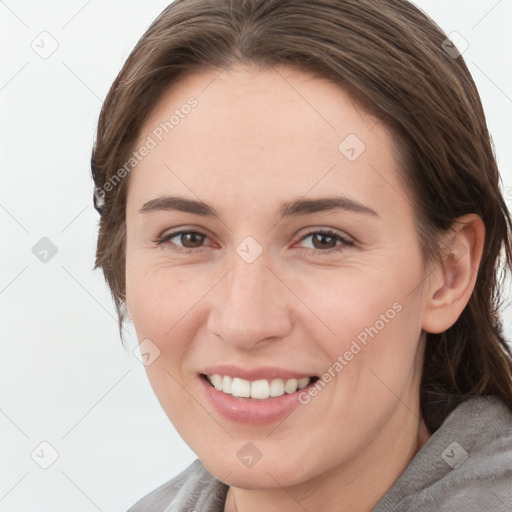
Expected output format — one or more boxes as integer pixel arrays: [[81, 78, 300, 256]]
[[421, 214, 485, 334]]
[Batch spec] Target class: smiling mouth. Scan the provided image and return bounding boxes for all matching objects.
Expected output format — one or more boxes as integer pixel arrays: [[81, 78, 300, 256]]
[[200, 373, 319, 400]]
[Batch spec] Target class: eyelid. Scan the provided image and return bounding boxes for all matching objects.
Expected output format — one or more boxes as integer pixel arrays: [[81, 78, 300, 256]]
[[296, 227, 354, 244]]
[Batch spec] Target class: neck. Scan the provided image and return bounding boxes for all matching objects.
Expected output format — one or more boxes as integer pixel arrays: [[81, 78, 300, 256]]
[[224, 402, 431, 512]]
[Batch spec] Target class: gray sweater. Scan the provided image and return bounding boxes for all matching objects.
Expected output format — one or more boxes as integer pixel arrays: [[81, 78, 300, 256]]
[[128, 395, 512, 511]]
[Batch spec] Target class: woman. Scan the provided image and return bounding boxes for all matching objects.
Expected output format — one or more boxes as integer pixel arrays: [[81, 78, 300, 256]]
[[90, 0, 512, 510]]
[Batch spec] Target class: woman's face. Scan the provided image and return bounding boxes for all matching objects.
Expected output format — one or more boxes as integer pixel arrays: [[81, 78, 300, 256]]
[[125, 64, 433, 490]]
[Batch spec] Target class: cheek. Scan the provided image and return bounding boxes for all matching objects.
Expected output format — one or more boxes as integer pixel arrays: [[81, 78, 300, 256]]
[[303, 264, 425, 394], [125, 258, 221, 379], [300, 268, 413, 346], [125, 261, 207, 421], [126, 256, 198, 334]]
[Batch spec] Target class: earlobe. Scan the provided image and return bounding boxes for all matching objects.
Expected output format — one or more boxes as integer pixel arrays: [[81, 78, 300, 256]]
[[421, 214, 485, 334]]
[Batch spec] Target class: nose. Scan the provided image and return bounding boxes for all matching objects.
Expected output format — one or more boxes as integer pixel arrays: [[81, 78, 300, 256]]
[[206, 253, 294, 351]]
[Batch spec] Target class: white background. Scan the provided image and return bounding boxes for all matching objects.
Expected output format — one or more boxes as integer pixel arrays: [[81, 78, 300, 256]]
[[0, 1, 511, 510]]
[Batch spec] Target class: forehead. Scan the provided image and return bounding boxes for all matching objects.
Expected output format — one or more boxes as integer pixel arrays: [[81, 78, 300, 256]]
[[128, 64, 409, 223]]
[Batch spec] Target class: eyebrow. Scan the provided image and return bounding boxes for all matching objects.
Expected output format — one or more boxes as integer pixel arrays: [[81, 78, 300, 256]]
[[139, 195, 379, 219]]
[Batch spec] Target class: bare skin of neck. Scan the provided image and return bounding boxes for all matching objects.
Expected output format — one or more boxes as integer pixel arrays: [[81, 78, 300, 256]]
[[223, 415, 432, 512]]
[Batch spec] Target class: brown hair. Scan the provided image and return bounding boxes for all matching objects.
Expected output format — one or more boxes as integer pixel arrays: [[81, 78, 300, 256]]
[[91, 0, 512, 432]]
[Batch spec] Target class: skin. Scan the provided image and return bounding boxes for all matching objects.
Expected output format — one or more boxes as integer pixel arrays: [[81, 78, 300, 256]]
[[124, 63, 485, 512]]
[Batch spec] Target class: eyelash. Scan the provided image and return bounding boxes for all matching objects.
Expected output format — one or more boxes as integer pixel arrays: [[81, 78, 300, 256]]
[[155, 229, 354, 255]]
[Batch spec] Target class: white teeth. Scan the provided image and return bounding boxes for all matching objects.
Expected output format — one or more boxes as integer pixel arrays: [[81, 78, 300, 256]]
[[210, 374, 222, 391], [231, 377, 251, 398], [284, 378, 298, 394], [222, 375, 232, 394], [206, 374, 312, 399], [297, 377, 310, 389], [251, 379, 270, 399], [269, 378, 284, 397]]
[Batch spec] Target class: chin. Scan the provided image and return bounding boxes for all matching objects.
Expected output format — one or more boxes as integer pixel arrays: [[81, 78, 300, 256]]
[[198, 444, 319, 491]]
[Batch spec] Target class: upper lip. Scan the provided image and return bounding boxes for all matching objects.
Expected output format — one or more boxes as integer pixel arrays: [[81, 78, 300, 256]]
[[200, 364, 317, 381]]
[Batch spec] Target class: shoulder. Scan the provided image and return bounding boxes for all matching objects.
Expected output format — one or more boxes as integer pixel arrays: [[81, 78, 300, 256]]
[[375, 395, 512, 512], [127, 458, 228, 512]]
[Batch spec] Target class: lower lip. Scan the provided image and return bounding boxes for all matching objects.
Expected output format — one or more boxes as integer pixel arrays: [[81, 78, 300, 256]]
[[199, 375, 316, 425]]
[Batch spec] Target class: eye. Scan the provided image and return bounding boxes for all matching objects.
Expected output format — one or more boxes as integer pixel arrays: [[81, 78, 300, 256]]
[[155, 230, 209, 252], [296, 229, 354, 254], [155, 228, 354, 255]]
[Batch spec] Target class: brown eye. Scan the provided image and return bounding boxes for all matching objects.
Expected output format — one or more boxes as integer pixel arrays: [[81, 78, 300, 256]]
[[311, 233, 338, 250], [156, 230, 208, 250], [297, 229, 354, 253], [179, 232, 205, 248]]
